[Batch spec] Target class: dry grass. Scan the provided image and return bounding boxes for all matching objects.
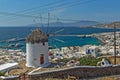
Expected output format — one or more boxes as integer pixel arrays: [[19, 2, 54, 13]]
[[44, 78, 68, 80], [106, 56, 120, 64], [40, 77, 76, 80], [8, 61, 69, 75], [96, 77, 120, 80], [34, 66, 68, 73], [8, 61, 35, 75]]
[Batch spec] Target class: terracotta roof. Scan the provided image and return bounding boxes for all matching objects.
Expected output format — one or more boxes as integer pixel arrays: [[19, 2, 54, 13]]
[[26, 29, 48, 43]]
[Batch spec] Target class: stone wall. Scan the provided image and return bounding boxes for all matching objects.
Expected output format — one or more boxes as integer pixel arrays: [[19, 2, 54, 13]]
[[29, 66, 120, 80], [1, 66, 120, 80]]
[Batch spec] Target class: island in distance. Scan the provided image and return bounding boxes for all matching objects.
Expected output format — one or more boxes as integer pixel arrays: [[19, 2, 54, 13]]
[[28, 20, 120, 29], [27, 20, 100, 27]]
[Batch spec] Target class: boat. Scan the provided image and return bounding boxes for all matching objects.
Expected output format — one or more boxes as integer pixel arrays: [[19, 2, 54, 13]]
[[15, 43, 24, 47], [16, 38, 25, 42], [6, 38, 25, 43], [7, 38, 16, 42], [8, 44, 15, 47]]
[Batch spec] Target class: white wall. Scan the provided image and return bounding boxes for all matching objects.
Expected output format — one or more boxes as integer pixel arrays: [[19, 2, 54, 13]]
[[26, 42, 49, 68], [86, 47, 98, 57]]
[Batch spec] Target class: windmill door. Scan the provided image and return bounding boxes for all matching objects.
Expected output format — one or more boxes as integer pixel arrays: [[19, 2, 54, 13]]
[[40, 54, 44, 64]]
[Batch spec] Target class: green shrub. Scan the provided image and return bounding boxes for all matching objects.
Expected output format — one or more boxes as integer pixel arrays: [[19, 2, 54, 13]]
[[79, 56, 102, 66], [0, 71, 4, 76], [55, 56, 104, 66]]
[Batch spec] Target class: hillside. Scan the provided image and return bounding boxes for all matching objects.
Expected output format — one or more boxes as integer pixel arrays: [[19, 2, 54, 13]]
[[95, 21, 120, 28]]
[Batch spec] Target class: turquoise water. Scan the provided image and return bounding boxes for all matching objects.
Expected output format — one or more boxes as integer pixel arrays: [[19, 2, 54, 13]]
[[0, 27, 119, 52], [49, 36, 100, 48]]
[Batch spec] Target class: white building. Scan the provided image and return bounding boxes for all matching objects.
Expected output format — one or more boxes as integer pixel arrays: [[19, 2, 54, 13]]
[[26, 29, 49, 68], [97, 58, 112, 67], [86, 46, 98, 57]]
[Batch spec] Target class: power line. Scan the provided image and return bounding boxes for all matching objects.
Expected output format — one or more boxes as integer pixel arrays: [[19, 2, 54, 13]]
[[0, 0, 74, 23], [20, 0, 96, 15], [0, 0, 98, 24], [15, 0, 69, 13], [0, 11, 39, 18], [61, 0, 98, 9], [0, 11, 82, 21], [48, 0, 97, 13], [24, 0, 80, 14]]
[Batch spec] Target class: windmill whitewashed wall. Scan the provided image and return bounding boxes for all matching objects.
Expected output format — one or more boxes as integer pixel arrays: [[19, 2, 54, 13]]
[[26, 29, 49, 68]]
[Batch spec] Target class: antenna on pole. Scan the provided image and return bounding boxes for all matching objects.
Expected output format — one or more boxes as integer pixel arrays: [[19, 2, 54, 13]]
[[40, 14, 43, 26], [39, 14, 44, 32], [47, 12, 50, 34], [114, 23, 116, 65], [56, 17, 59, 26]]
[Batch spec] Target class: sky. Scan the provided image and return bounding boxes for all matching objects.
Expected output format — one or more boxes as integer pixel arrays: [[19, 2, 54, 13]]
[[0, 0, 119, 26]]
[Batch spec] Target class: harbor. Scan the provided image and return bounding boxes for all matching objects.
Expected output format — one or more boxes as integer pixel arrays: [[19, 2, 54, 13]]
[[0, 0, 120, 79], [0, 29, 120, 79], [1, 31, 120, 66], [54, 34, 93, 37]]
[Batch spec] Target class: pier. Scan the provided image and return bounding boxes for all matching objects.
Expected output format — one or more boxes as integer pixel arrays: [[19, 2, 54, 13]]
[[52, 34, 94, 38]]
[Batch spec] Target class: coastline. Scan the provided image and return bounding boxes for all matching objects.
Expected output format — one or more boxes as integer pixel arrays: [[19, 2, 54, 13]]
[[0, 27, 119, 52], [1, 30, 120, 79]]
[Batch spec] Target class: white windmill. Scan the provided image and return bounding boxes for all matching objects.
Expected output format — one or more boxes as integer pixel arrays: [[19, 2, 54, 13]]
[[26, 13, 64, 68], [26, 29, 49, 68]]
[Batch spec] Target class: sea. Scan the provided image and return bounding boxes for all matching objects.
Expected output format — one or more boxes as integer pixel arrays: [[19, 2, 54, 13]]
[[0, 27, 120, 52]]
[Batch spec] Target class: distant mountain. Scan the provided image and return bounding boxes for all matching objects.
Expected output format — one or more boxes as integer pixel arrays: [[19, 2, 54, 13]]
[[28, 20, 100, 27]]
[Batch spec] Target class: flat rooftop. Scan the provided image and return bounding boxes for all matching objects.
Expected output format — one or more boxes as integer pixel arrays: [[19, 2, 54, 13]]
[[0, 63, 18, 71]]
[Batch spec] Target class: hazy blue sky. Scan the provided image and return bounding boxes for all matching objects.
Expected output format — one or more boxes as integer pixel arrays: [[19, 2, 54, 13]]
[[0, 0, 119, 26]]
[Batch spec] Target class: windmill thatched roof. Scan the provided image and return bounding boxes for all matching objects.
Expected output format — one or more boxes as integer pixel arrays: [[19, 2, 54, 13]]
[[26, 29, 48, 43]]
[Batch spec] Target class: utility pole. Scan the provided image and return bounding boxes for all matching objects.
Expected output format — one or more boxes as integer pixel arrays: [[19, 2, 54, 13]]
[[114, 23, 116, 65]]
